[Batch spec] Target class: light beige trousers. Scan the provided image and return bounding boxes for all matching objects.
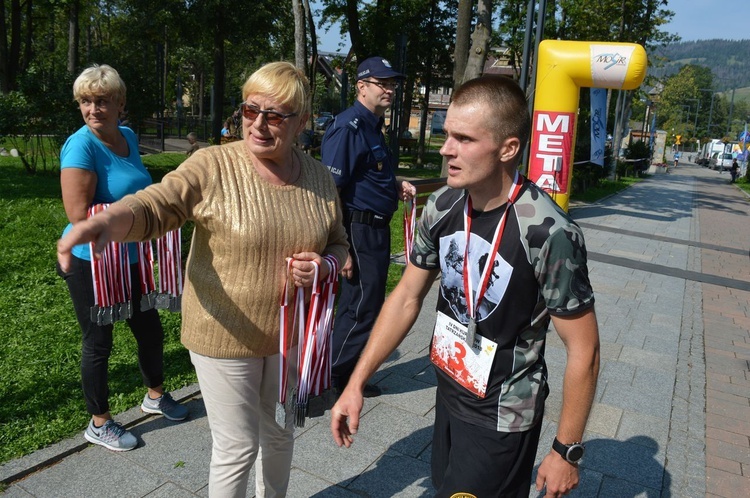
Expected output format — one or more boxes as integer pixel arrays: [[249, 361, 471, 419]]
[[190, 350, 296, 497]]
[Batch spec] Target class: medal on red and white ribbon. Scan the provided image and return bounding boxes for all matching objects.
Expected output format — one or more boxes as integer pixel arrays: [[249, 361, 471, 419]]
[[155, 229, 183, 311], [403, 198, 416, 265], [88, 203, 131, 325], [462, 172, 523, 346], [137, 239, 157, 311], [278, 255, 339, 428]]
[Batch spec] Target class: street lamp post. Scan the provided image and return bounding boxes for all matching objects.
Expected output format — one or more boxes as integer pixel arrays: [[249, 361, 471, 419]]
[[699, 88, 716, 137], [693, 102, 700, 138]]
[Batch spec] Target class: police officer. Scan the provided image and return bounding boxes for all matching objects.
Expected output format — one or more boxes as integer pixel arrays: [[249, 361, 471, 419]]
[[321, 56, 416, 396]]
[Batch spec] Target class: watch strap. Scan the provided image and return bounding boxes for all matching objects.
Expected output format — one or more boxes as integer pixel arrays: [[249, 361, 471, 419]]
[[552, 437, 584, 463]]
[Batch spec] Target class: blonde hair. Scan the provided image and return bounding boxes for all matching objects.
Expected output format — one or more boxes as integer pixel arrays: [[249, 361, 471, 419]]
[[73, 64, 127, 105], [241, 62, 310, 116]]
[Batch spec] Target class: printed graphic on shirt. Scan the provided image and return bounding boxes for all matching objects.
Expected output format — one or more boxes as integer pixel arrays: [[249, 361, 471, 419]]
[[438, 231, 512, 324]]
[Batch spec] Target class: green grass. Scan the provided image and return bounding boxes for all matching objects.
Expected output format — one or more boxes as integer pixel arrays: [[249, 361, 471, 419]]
[[569, 176, 643, 204], [0, 156, 193, 465], [734, 175, 750, 195]]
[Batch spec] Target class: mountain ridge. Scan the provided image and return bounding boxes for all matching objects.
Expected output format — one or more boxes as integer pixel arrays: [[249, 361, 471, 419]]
[[650, 39, 750, 93]]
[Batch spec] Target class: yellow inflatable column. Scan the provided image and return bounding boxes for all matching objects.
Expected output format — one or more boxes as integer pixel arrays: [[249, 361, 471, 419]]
[[527, 40, 648, 211]]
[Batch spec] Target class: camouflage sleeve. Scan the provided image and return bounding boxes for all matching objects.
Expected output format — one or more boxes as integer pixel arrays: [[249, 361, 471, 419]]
[[409, 191, 441, 270], [535, 222, 595, 315]]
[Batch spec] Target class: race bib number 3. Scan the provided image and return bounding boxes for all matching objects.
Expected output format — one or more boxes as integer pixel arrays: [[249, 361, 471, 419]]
[[430, 312, 497, 398]]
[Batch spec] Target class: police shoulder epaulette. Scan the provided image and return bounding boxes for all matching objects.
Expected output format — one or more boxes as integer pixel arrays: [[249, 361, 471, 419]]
[[345, 117, 359, 132]]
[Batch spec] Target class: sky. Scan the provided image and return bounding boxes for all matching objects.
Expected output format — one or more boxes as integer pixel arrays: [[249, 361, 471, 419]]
[[662, 0, 749, 41], [316, 0, 750, 53]]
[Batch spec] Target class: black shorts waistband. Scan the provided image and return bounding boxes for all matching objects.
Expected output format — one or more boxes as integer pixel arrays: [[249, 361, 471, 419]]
[[347, 210, 391, 228]]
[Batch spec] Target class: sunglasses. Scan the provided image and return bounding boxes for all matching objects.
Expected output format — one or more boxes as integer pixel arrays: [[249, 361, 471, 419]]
[[240, 103, 297, 126], [361, 79, 398, 91]]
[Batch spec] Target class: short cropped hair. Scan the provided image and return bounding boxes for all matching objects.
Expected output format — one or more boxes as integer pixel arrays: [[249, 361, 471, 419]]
[[452, 75, 530, 151], [242, 62, 310, 116], [73, 64, 127, 105]]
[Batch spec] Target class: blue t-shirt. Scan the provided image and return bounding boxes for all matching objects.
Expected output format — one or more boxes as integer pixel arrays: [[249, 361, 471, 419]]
[[320, 101, 398, 217], [60, 125, 152, 261]]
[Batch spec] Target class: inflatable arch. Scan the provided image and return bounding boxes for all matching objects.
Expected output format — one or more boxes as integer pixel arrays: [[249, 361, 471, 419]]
[[527, 40, 648, 212]]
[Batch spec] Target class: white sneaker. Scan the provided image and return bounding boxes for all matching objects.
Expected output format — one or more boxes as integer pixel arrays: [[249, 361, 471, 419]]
[[84, 419, 137, 451]]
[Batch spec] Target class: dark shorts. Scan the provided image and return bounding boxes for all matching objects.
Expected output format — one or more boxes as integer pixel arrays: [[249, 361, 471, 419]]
[[431, 394, 543, 498]]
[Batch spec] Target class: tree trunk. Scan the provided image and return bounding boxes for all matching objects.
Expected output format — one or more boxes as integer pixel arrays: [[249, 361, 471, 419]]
[[463, 0, 492, 81], [3, 0, 23, 92], [418, 0, 438, 165], [21, 0, 31, 73], [198, 71, 204, 119], [303, 0, 317, 126], [452, 0, 472, 91], [443, 0, 493, 177], [212, 13, 226, 144], [67, 0, 79, 75], [292, 0, 306, 70], [346, 0, 364, 62], [0, 0, 9, 92]]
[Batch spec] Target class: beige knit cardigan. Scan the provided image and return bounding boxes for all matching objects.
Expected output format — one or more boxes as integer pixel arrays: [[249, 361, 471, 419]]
[[121, 141, 349, 358]]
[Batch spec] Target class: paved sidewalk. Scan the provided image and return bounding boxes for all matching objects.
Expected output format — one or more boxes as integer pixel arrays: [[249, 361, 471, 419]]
[[2, 161, 749, 497]]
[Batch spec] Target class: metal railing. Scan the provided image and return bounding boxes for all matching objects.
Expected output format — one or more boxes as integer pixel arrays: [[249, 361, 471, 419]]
[[137, 116, 213, 152]]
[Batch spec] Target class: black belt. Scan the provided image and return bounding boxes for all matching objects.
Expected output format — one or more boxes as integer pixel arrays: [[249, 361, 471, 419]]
[[347, 210, 391, 228]]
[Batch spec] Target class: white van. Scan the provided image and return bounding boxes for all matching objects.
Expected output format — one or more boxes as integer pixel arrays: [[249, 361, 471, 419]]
[[700, 139, 724, 167], [710, 152, 733, 171]]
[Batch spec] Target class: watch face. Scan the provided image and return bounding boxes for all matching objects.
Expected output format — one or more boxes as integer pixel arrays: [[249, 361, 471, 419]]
[[567, 445, 585, 462]]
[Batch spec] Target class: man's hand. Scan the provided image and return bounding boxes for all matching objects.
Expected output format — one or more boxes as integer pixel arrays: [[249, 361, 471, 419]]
[[339, 253, 354, 280], [330, 386, 364, 448], [400, 180, 416, 201], [535, 451, 579, 498]]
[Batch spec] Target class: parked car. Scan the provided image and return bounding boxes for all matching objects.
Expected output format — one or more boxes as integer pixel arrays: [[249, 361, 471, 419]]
[[709, 152, 733, 171], [314, 113, 333, 131]]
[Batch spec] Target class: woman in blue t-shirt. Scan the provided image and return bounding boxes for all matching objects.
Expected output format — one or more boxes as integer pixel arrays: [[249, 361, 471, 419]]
[[57, 64, 188, 452]]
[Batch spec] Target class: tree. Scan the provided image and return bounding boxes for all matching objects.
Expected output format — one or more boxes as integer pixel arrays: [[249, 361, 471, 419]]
[[293, 0, 306, 70], [451, 0, 472, 89], [67, 0, 79, 74]]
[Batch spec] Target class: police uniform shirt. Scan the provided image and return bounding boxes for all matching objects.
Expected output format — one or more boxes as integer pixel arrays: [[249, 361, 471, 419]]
[[320, 100, 399, 217]]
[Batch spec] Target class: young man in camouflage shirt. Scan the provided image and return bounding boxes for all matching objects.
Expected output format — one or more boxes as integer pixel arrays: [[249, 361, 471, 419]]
[[330, 75, 600, 498]]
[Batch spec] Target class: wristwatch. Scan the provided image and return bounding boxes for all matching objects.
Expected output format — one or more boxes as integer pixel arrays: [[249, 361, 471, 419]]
[[552, 437, 585, 464]]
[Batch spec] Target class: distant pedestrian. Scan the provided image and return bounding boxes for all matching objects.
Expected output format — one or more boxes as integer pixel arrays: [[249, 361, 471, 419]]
[[730, 159, 740, 183], [186, 132, 199, 157]]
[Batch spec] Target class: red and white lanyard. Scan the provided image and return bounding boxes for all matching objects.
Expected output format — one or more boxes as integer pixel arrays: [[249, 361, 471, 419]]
[[403, 199, 417, 265], [155, 229, 183, 310], [462, 172, 523, 343], [88, 203, 131, 323], [278, 255, 339, 425], [137, 240, 157, 309]]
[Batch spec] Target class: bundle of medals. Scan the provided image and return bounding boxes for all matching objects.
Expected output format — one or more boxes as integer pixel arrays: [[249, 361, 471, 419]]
[[88, 203, 183, 326], [403, 198, 416, 265], [277, 255, 339, 428]]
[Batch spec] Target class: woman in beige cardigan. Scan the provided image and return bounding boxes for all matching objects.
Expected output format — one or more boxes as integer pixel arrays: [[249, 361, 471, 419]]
[[58, 61, 349, 497]]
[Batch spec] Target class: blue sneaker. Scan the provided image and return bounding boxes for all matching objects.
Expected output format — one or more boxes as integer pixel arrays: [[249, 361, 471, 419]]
[[84, 419, 137, 451], [141, 392, 188, 421]]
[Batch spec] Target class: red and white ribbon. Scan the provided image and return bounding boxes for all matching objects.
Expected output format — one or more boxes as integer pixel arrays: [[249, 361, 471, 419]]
[[278, 256, 339, 411], [403, 199, 417, 265], [138, 240, 156, 296], [88, 203, 130, 316], [156, 229, 183, 298]]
